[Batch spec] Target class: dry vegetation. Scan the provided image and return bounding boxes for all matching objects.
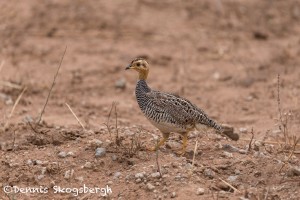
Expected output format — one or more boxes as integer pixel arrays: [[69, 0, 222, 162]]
[[0, 0, 300, 199]]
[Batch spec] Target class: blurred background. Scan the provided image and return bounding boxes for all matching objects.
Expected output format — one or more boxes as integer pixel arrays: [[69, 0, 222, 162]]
[[0, 0, 299, 135]]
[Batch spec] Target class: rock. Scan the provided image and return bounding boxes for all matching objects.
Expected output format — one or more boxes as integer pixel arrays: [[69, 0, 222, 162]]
[[170, 192, 176, 198], [135, 172, 145, 179], [166, 141, 181, 149], [135, 178, 142, 183], [27, 159, 33, 165], [162, 186, 168, 192], [115, 78, 126, 89], [203, 168, 215, 178], [146, 183, 155, 191], [111, 154, 117, 161], [95, 148, 106, 157], [174, 175, 181, 181], [287, 166, 300, 177], [222, 144, 244, 154], [151, 172, 161, 178], [89, 139, 103, 148], [221, 124, 239, 141], [223, 151, 233, 158], [107, 181, 113, 185], [213, 72, 232, 82], [227, 175, 238, 182], [239, 127, 247, 133], [67, 151, 75, 157], [58, 151, 67, 158], [216, 182, 230, 191], [35, 160, 43, 165], [83, 162, 93, 169], [75, 176, 84, 182], [114, 172, 122, 179], [196, 188, 205, 195], [37, 175, 45, 180], [64, 169, 74, 179]]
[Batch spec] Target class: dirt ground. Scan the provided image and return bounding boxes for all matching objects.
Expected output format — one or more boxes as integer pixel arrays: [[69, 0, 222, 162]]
[[0, 0, 300, 199]]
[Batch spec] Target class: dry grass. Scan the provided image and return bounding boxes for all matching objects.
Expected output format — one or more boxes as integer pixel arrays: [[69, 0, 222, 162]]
[[3, 86, 27, 131], [65, 102, 86, 130], [37, 46, 67, 124]]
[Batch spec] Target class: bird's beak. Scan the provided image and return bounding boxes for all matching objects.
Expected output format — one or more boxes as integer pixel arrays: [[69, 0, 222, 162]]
[[125, 64, 131, 70]]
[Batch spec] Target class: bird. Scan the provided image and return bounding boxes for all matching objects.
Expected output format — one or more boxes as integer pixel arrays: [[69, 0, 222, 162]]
[[125, 58, 223, 155]]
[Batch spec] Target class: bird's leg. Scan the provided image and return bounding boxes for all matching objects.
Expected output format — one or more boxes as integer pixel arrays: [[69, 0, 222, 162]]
[[176, 132, 188, 156], [148, 132, 170, 151]]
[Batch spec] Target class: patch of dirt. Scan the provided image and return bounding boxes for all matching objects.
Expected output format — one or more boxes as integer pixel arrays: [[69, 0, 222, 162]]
[[1, 0, 300, 199]]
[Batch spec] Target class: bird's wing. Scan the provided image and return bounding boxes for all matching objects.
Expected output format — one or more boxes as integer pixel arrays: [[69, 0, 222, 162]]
[[145, 91, 207, 126]]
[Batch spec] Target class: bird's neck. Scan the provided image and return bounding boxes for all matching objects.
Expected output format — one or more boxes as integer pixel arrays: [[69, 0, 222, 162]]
[[138, 71, 149, 80], [136, 80, 151, 93]]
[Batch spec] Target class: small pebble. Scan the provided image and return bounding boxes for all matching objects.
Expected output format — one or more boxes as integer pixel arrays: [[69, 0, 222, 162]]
[[287, 166, 300, 177], [135, 172, 145, 179], [170, 192, 176, 198], [75, 176, 84, 182], [111, 154, 117, 161], [115, 78, 126, 89], [203, 168, 215, 178], [151, 172, 161, 178], [89, 139, 103, 148], [239, 127, 247, 133], [67, 151, 75, 157], [107, 181, 113, 185], [95, 147, 106, 157], [196, 188, 205, 195], [114, 172, 122, 179], [227, 175, 238, 182], [147, 183, 155, 191], [135, 178, 142, 183], [58, 151, 67, 158], [223, 151, 233, 158], [84, 162, 93, 169]]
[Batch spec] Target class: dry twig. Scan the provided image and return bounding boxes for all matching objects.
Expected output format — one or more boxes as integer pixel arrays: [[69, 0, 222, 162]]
[[279, 136, 300, 172], [218, 177, 240, 193], [65, 103, 86, 130], [192, 140, 198, 168], [4, 87, 27, 130], [37, 46, 67, 124], [247, 128, 254, 151]]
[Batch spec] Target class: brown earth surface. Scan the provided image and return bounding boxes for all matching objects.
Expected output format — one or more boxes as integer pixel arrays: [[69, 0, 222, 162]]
[[0, 0, 300, 199]]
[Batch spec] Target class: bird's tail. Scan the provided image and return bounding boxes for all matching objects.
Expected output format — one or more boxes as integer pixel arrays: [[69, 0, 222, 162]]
[[196, 118, 223, 133]]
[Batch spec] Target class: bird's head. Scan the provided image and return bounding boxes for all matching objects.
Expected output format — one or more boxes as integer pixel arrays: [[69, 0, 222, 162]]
[[125, 58, 149, 80]]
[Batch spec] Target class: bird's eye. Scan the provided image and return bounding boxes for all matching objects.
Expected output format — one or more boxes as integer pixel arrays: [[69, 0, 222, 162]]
[[137, 63, 141, 67]]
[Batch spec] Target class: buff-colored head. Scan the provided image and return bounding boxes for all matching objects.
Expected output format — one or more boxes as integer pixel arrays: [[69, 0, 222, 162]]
[[125, 58, 149, 80]]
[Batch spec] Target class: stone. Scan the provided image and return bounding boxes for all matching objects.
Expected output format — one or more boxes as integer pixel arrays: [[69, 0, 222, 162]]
[[170, 192, 176, 198], [135, 172, 145, 179], [83, 162, 93, 169], [89, 139, 103, 148], [58, 151, 67, 158], [203, 168, 215, 178], [151, 172, 161, 178], [227, 175, 238, 182], [95, 148, 106, 157], [146, 183, 155, 191], [196, 188, 205, 195], [115, 78, 126, 89], [114, 172, 122, 179]]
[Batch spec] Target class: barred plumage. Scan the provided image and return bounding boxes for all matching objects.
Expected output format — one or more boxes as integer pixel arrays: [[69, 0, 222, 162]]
[[126, 58, 222, 154]]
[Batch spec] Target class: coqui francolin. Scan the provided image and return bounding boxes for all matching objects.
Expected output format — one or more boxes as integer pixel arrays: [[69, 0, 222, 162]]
[[126, 58, 223, 155]]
